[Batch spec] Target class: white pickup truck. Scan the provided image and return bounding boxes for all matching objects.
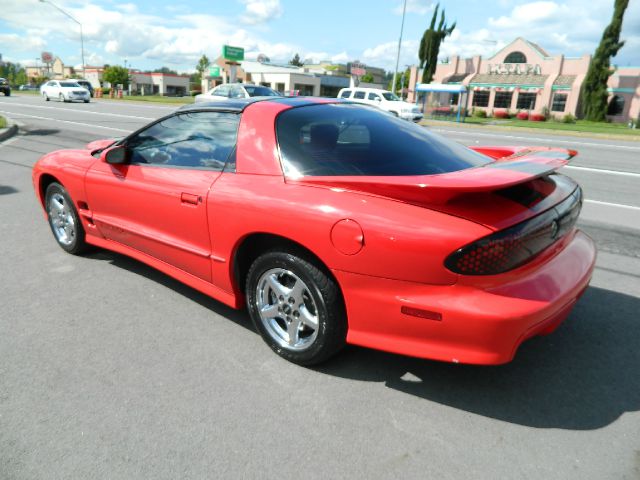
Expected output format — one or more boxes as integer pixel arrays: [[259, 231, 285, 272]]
[[337, 87, 423, 122]]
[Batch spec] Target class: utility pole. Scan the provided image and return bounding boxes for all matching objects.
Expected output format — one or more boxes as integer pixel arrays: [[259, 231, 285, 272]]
[[39, 0, 85, 78], [391, 0, 407, 94]]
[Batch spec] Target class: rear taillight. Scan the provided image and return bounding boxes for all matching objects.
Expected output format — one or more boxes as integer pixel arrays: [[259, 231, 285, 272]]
[[445, 187, 582, 275]]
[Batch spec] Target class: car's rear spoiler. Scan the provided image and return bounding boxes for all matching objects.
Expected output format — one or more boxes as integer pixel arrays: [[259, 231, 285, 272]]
[[289, 147, 577, 205]]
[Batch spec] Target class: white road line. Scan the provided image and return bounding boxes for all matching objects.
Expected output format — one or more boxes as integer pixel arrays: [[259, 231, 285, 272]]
[[585, 199, 640, 211], [433, 128, 640, 151], [564, 165, 640, 178], [2, 102, 155, 121], [0, 110, 131, 133]]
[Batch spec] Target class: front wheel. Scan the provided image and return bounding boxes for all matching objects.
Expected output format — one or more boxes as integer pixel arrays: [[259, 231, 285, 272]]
[[59, 93, 65, 102], [44, 93, 50, 101], [45, 182, 89, 255], [246, 251, 347, 366]]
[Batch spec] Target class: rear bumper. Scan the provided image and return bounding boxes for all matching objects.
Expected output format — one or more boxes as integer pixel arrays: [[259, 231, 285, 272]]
[[335, 229, 596, 365]]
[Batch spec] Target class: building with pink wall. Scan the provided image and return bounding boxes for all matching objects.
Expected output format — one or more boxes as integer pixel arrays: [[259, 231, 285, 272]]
[[409, 37, 640, 123]]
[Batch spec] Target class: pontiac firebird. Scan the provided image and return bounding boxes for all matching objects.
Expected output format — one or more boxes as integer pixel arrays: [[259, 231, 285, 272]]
[[32, 97, 596, 366]]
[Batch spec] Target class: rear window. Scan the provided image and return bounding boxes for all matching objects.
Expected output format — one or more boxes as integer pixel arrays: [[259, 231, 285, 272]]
[[276, 104, 492, 177], [244, 85, 280, 97]]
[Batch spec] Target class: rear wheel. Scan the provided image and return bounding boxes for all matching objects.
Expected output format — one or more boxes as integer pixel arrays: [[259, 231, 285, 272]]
[[45, 182, 89, 255], [44, 93, 49, 101], [246, 251, 347, 366]]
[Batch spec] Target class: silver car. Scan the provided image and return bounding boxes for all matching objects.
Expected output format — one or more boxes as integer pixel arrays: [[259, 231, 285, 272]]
[[195, 83, 281, 103]]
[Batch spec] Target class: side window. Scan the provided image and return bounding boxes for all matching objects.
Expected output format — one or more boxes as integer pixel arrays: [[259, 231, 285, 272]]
[[339, 90, 352, 99], [229, 86, 245, 98], [125, 112, 240, 170], [368, 92, 380, 101], [353, 91, 366, 99]]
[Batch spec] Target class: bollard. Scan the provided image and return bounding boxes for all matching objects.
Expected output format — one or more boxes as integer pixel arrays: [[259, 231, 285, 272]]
[[117, 89, 123, 99]]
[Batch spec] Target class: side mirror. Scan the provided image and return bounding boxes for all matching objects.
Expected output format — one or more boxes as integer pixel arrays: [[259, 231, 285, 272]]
[[103, 145, 129, 164]]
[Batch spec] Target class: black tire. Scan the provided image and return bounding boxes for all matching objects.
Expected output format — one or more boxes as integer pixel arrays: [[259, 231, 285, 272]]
[[84, 99, 90, 103], [5, 90, 9, 97], [45, 182, 89, 255], [45, 94, 50, 101], [246, 250, 347, 366]]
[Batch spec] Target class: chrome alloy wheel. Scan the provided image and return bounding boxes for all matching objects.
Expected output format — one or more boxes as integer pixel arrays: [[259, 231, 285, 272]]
[[48, 192, 76, 246], [255, 268, 319, 351]]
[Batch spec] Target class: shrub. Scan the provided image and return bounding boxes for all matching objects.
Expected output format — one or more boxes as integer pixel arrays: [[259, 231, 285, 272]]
[[190, 90, 201, 96], [101, 87, 111, 95], [493, 109, 510, 119], [562, 113, 577, 123], [473, 109, 487, 118], [0, 115, 6, 129], [516, 111, 529, 120], [530, 113, 546, 122]]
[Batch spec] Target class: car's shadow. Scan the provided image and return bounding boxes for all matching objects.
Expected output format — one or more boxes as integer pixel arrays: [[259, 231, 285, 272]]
[[86, 249, 639, 430], [86, 250, 252, 332], [0, 185, 18, 195], [316, 286, 640, 430]]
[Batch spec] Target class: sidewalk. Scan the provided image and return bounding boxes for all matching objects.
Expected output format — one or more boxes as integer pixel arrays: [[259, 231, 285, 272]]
[[0, 117, 18, 142]]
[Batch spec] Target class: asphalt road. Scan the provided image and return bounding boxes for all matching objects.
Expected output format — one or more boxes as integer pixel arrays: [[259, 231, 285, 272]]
[[1, 94, 639, 480]]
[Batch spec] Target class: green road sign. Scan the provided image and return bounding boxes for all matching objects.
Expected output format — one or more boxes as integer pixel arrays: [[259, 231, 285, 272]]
[[208, 66, 221, 77], [222, 45, 244, 62]]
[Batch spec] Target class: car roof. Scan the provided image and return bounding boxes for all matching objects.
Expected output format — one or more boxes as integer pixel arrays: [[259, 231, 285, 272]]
[[178, 97, 342, 113]]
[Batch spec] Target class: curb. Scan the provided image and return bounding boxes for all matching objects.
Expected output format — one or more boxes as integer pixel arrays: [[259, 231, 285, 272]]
[[0, 119, 18, 142]]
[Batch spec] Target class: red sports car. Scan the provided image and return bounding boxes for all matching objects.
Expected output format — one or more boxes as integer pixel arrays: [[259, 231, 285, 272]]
[[32, 97, 596, 365]]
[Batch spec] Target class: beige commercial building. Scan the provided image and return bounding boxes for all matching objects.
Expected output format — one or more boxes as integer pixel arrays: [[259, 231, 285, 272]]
[[409, 37, 640, 122]]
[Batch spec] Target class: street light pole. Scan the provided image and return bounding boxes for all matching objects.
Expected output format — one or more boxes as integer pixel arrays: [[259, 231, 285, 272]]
[[39, 0, 85, 78], [391, 0, 407, 94]]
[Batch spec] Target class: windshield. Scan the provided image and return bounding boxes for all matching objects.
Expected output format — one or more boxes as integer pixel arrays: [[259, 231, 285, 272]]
[[245, 85, 281, 97], [60, 82, 81, 88], [276, 103, 492, 177], [381, 92, 400, 101]]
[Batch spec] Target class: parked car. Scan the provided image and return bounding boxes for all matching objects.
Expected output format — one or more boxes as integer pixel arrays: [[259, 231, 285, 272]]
[[338, 87, 423, 121], [0, 78, 10, 96], [18, 84, 38, 91], [40, 80, 90, 103], [66, 79, 94, 97], [195, 83, 281, 103], [32, 97, 595, 366]]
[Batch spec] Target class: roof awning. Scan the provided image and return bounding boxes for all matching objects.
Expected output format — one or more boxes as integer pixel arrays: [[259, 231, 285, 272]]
[[416, 83, 467, 93]]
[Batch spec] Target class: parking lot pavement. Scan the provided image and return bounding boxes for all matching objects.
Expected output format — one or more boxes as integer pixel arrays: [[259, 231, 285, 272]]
[[1, 96, 639, 480]]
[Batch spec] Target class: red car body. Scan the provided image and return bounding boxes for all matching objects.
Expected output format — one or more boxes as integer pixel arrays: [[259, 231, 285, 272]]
[[32, 98, 596, 365]]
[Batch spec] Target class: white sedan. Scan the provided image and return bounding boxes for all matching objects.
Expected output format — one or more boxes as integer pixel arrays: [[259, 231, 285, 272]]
[[195, 83, 281, 103], [40, 80, 90, 103]]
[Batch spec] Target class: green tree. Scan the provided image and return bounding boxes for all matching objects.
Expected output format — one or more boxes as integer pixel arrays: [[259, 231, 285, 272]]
[[152, 66, 178, 74], [418, 4, 456, 84], [360, 73, 374, 83], [0, 61, 28, 86], [289, 53, 303, 67], [103, 65, 130, 88], [193, 54, 211, 84], [581, 0, 629, 121]]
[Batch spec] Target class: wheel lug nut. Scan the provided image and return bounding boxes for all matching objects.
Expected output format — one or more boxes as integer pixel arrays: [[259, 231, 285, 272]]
[[288, 297, 295, 304], [293, 311, 299, 318]]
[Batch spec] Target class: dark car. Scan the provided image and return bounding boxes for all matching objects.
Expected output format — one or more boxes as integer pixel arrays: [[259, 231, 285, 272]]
[[0, 78, 10, 96], [68, 79, 94, 97]]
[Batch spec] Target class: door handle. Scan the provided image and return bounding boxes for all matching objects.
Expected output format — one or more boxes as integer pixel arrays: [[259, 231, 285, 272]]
[[180, 192, 201, 205]]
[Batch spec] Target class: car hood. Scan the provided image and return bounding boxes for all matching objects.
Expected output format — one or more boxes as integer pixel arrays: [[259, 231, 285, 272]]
[[86, 138, 116, 151]]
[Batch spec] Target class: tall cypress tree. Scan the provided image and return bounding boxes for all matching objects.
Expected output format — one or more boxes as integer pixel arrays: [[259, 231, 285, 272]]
[[418, 4, 456, 84], [581, 0, 629, 121]]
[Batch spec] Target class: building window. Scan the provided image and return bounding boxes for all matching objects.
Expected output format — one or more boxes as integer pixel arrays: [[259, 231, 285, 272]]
[[494, 91, 513, 109], [472, 90, 489, 107], [276, 83, 285, 93], [294, 84, 314, 96], [516, 92, 537, 110], [607, 95, 625, 116], [551, 93, 568, 112], [504, 51, 526, 63]]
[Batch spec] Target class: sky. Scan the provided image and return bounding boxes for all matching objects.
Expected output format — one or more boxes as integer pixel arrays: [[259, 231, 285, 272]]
[[1, 0, 639, 74]]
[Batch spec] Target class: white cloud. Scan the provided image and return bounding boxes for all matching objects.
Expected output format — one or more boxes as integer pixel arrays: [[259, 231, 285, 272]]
[[0, 33, 46, 52], [239, 0, 283, 25], [361, 40, 419, 71], [393, 0, 433, 15]]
